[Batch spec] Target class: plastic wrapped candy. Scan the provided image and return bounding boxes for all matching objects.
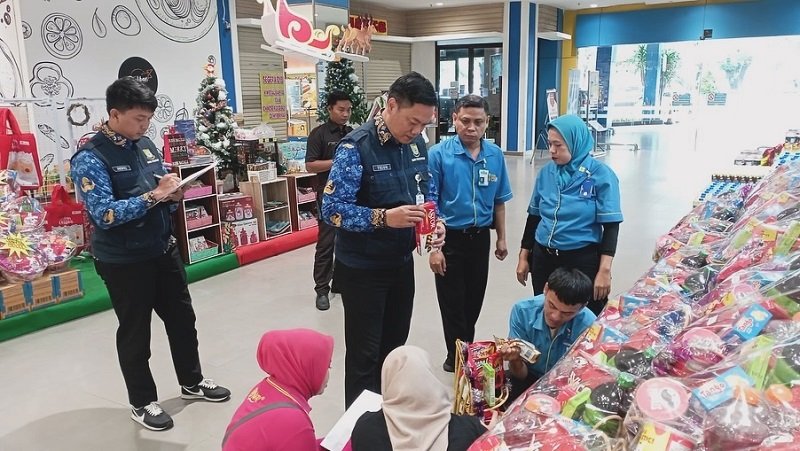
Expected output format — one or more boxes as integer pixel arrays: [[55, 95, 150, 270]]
[[37, 231, 77, 272], [467, 408, 623, 451], [3, 194, 46, 235], [0, 233, 48, 282], [0, 169, 21, 204], [624, 377, 704, 451], [454, 340, 509, 422], [513, 352, 639, 439]]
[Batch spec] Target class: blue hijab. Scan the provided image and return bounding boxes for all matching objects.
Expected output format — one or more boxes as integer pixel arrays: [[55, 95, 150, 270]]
[[548, 115, 593, 188]]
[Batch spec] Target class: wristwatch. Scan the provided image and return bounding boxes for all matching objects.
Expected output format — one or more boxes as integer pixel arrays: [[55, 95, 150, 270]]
[[142, 191, 157, 205]]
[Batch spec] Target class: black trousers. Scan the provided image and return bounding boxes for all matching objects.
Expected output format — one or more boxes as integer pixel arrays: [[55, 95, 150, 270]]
[[94, 245, 203, 407], [530, 242, 606, 315], [336, 259, 415, 408], [314, 196, 335, 295], [435, 228, 490, 364]]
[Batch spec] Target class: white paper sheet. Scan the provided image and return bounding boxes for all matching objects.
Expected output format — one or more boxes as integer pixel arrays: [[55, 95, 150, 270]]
[[320, 390, 383, 451]]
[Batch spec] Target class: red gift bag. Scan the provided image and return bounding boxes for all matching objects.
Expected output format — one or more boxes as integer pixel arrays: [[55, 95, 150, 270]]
[[0, 108, 44, 189], [45, 184, 88, 252]]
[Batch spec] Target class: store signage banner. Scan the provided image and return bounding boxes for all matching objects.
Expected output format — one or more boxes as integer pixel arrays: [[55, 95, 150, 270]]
[[349, 15, 387, 35], [259, 71, 287, 124]]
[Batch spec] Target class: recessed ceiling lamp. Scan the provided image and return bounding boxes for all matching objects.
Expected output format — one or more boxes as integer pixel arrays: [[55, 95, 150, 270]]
[[590, 3, 598, 7], [434, 2, 444, 6]]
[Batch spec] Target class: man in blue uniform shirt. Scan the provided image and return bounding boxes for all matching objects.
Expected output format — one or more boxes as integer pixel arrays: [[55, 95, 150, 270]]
[[500, 267, 596, 400], [428, 95, 513, 372], [322, 72, 445, 407], [71, 77, 229, 432]]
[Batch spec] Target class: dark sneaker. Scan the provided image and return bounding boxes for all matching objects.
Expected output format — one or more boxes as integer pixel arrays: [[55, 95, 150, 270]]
[[181, 378, 231, 402], [316, 293, 330, 311], [442, 358, 455, 373], [131, 402, 173, 431]]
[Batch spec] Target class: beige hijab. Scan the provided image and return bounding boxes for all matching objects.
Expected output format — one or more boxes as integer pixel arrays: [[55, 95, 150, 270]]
[[381, 346, 452, 451]]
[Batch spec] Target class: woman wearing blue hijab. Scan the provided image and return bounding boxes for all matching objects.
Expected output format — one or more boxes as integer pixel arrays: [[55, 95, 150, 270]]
[[515, 114, 623, 315]]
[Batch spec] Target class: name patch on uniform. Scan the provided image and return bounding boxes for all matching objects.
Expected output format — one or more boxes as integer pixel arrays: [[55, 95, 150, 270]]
[[111, 165, 132, 172], [373, 164, 392, 172]]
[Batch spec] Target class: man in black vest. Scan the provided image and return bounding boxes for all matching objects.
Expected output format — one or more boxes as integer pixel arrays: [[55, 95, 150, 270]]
[[70, 77, 229, 431], [305, 90, 352, 311], [321, 72, 445, 407]]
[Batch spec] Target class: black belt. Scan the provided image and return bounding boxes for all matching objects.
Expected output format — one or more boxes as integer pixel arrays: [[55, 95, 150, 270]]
[[537, 242, 596, 256], [447, 226, 490, 235]]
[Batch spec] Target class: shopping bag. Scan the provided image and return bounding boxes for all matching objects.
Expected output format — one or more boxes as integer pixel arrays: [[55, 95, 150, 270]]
[[0, 108, 43, 189], [45, 184, 88, 252]]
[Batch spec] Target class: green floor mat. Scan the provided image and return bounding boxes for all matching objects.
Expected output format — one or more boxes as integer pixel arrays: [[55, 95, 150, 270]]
[[0, 253, 240, 343]]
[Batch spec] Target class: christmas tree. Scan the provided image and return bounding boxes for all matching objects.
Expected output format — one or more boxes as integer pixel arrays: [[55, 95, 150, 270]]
[[195, 56, 236, 175], [317, 59, 368, 124]]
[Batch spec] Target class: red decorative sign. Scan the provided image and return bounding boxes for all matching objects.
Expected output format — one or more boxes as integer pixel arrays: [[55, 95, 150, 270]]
[[349, 15, 387, 35]]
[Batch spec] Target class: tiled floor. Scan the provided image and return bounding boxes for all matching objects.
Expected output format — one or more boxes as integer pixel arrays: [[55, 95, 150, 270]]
[[0, 125, 734, 450]]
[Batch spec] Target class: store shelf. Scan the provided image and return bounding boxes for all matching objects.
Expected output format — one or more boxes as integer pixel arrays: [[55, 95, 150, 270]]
[[265, 205, 290, 213], [184, 192, 217, 202], [187, 222, 221, 233], [298, 198, 316, 205]]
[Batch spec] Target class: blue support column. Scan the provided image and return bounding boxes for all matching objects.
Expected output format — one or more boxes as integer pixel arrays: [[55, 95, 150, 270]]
[[217, 0, 237, 111], [643, 43, 660, 107], [534, 8, 562, 148], [502, 1, 537, 152]]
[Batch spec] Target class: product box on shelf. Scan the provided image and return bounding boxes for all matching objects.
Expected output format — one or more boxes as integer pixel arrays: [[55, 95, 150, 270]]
[[222, 218, 260, 252], [0, 283, 28, 319], [296, 186, 316, 203], [25, 276, 57, 310], [247, 162, 277, 182], [188, 237, 219, 262], [184, 182, 213, 199], [53, 270, 83, 303], [218, 194, 254, 222], [185, 205, 212, 230]]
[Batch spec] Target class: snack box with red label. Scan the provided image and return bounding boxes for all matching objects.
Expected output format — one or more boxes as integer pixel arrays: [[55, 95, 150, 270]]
[[218, 194, 255, 222]]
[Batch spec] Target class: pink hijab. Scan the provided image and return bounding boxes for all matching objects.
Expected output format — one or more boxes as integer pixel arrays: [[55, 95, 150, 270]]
[[257, 328, 334, 400]]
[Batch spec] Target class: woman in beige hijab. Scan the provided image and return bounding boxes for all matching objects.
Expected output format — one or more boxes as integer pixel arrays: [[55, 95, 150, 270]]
[[350, 346, 487, 451]]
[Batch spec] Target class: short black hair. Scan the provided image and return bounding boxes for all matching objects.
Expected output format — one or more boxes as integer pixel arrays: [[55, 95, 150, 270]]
[[454, 95, 489, 114], [106, 76, 158, 113], [326, 90, 351, 109], [547, 268, 593, 306], [387, 72, 437, 108]]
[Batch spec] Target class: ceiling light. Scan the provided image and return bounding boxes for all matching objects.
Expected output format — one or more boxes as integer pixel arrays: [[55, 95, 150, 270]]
[[590, 3, 598, 7], [434, 2, 444, 6]]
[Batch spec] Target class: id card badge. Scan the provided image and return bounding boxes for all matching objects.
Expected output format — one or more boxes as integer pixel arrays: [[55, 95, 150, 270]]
[[478, 169, 490, 187], [414, 173, 425, 205], [580, 178, 595, 198], [416, 193, 425, 205]]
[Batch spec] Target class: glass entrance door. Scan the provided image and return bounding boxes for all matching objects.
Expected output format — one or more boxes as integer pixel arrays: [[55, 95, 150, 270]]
[[436, 45, 503, 144]]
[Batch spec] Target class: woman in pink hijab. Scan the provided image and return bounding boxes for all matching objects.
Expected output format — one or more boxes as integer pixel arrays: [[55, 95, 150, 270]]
[[222, 328, 334, 451], [350, 345, 487, 451]]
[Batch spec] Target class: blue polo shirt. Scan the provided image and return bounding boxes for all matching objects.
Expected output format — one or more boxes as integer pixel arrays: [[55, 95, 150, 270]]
[[528, 156, 623, 250], [508, 295, 596, 377], [428, 136, 513, 229]]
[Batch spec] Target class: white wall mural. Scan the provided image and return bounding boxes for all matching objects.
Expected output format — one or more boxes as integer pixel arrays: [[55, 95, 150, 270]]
[[0, 0, 27, 100], [19, 0, 221, 167]]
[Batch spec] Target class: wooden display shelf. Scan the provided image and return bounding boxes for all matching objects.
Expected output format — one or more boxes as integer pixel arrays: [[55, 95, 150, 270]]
[[172, 163, 223, 264], [241, 178, 293, 241], [282, 173, 319, 232]]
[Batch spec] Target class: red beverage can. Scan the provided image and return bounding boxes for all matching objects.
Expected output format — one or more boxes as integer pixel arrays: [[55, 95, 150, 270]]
[[417, 201, 437, 235]]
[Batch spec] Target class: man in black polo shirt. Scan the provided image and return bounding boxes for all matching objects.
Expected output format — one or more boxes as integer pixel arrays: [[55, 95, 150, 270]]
[[305, 90, 353, 310]]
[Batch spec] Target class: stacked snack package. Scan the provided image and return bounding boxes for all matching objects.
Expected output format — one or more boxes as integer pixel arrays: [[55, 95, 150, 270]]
[[470, 162, 800, 451], [0, 170, 76, 282]]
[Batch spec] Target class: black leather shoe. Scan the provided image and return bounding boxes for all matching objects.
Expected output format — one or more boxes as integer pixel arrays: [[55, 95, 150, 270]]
[[442, 359, 455, 373], [316, 294, 330, 311]]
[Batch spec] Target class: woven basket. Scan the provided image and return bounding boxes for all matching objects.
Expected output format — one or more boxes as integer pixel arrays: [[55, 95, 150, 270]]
[[452, 339, 510, 417]]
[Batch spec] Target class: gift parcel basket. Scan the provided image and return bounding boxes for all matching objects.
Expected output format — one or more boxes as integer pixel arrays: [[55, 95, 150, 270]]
[[453, 339, 510, 421]]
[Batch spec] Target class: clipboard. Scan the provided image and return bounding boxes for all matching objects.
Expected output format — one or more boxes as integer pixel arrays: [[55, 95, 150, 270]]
[[148, 163, 217, 209]]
